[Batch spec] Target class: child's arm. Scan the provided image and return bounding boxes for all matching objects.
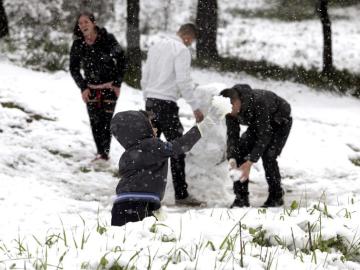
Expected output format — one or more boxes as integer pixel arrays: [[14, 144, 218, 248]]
[[141, 126, 201, 159], [172, 126, 202, 154], [142, 96, 230, 159]]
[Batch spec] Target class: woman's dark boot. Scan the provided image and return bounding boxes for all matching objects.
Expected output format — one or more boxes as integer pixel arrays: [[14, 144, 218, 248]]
[[230, 180, 250, 208]]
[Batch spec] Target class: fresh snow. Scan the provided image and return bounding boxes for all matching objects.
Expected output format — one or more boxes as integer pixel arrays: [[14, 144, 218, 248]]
[[1, 59, 360, 269]]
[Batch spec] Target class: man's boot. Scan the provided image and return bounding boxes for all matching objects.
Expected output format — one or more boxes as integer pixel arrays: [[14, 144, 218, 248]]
[[230, 180, 250, 208], [262, 189, 284, 207]]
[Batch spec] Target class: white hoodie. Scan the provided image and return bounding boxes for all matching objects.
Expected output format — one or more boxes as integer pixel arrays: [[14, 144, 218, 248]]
[[141, 35, 199, 110]]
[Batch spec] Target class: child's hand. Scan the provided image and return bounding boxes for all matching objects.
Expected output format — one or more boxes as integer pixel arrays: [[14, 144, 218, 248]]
[[153, 208, 167, 221], [193, 109, 204, 123]]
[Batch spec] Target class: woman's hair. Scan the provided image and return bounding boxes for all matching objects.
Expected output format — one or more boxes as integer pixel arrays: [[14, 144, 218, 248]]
[[73, 12, 96, 39]]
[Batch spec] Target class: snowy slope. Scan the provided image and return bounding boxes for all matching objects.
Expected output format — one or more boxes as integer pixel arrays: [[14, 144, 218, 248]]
[[1, 60, 360, 269]]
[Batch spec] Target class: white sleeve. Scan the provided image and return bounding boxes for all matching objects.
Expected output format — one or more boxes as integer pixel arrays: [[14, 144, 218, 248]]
[[174, 49, 199, 110], [141, 58, 149, 100], [141, 57, 149, 89]]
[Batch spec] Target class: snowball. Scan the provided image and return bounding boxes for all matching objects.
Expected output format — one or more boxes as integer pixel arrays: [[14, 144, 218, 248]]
[[228, 168, 245, 182], [211, 95, 232, 117]]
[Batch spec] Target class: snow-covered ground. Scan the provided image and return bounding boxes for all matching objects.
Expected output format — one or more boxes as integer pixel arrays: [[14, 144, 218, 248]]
[[1, 59, 360, 269], [217, 4, 360, 72]]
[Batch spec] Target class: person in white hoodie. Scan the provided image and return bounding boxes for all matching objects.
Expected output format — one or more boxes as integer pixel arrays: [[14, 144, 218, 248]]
[[141, 23, 205, 206]]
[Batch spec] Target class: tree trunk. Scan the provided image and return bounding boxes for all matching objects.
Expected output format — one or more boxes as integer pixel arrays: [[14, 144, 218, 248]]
[[0, 0, 9, 38], [316, 0, 333, 74], [126, 0, 141, 89], [196, 0, 219, 63]]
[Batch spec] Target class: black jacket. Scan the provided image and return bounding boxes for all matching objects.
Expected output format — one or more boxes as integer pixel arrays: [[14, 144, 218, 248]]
[[69, 27, 127, 92], [110, 111, 201, 201], [225, 84, 291, 162]]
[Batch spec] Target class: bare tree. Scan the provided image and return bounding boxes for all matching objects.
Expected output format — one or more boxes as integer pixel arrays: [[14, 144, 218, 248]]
[[316, 0, 333, 74], [126, 0, 141, 88], [196, 0, 219, 62], [0, 0, 9, 38]]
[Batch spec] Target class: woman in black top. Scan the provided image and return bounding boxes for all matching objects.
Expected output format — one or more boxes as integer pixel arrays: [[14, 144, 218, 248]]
[[70, 12, 127, 161]]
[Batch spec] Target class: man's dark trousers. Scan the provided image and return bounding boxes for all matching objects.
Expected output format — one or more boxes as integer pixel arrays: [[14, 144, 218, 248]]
[[145, 98, 188, 200], [233, 118, 292, 196]]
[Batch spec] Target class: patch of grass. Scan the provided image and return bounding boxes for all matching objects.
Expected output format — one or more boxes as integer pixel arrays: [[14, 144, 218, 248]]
[[249, 226, 271, 247], [309, 234, 360, 262], [1, 102, 56, 121], [48, 149, 73, 159], [350, 158, 360, 167], [227, 0, 360, 21], [1, 203, 360, 269], [80, 167, 92, 173], [193, 56, 360, 98], [93, 167, 119, 177], [108, 262, 124, 270], [1, 102, 25, 110], [161, 235, 176, 243], [314, 235, 344, 253], [112, 170, 120, 178], [347, 144, 360, 152], [330, 0, 360, 7], [29, 114, 55, 122], [227, 4, 316, 22]]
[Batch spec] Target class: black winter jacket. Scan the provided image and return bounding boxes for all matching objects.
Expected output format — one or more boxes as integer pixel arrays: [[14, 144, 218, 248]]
[[69, 27, 127, 92], [225, 84, 291, 162], [110, 111, 201, 201]]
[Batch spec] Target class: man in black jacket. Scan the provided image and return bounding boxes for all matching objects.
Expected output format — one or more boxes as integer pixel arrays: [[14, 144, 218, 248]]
[[220, 84, 292, 208]]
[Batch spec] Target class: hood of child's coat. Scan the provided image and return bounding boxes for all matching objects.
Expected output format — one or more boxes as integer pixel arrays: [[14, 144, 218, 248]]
[[110, 111, 153, 149]]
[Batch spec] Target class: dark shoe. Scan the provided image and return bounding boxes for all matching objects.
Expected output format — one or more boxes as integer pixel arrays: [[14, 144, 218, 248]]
[[230, 197, 250, 208], [262, 193, 284, 208], [175, 194, 206, 207]]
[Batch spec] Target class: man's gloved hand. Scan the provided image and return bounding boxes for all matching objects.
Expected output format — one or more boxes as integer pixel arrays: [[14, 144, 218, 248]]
[[197, 95, 231, 136]]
